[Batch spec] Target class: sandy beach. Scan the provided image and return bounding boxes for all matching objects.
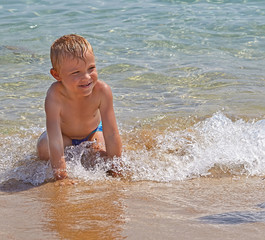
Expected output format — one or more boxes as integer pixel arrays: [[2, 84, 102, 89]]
[[1, 0, 265, 239], [1, 177, 265, 240]]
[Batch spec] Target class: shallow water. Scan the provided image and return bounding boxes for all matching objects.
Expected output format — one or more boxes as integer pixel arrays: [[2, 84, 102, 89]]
[[1, 178, 265, 240], [1, 0, 265, 239]]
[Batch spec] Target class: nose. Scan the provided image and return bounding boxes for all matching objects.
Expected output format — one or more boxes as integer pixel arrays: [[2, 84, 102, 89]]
[[84, 72, 91, 80]]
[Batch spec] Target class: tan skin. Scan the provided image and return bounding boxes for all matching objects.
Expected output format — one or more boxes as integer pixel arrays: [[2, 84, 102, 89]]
[[37, 51, 122, 181]]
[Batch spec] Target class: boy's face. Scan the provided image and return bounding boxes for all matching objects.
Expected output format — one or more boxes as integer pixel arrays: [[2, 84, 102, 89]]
[[51, 51, 98, 97]]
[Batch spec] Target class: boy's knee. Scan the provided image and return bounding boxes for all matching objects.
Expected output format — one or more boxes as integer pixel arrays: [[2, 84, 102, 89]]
[[37, 145, 49, 161], [37, 132, 49, 160]]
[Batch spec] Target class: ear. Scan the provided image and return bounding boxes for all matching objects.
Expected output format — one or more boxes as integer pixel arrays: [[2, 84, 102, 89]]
[[50, 68, 61, 81]]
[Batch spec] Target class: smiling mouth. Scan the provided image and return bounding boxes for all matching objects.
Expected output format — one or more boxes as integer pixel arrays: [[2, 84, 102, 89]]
[[79, 82, 92, 88]]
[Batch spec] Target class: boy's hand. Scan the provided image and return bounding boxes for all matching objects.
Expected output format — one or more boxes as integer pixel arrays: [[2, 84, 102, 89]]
[[51, 156, 67, 180], [107, 169, 123, 178], [106, 161, 124, 178], [53, 168, 68, 180], [54, 178, 77, 187]]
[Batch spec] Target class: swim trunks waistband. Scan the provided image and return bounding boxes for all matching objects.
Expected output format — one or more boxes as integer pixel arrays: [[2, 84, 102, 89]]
[[72, 121, 103, 146]]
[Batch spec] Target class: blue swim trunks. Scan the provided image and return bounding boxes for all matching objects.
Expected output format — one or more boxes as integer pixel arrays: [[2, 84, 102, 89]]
[[72, 121, 103, 146]]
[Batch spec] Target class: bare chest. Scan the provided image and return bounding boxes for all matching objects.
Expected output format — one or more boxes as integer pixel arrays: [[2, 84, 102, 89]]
[[60, 100, 100, 138]]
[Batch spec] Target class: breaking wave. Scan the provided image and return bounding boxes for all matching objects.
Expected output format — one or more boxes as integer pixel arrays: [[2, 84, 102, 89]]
[[0, 112, 265, 185]]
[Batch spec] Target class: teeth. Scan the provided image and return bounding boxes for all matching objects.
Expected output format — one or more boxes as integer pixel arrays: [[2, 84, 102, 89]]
[[80, 83, 91, 87]]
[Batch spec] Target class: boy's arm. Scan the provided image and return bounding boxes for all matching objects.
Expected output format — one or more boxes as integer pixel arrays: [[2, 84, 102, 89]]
[[99, 83, 122, 158], [45, 91, 67, 180]]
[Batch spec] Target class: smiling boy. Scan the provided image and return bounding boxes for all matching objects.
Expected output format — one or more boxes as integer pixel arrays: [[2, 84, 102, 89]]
[[37, 34, 122, 180]]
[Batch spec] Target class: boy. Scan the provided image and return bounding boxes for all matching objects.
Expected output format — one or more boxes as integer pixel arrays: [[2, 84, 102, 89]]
[[37, 34, 122, 180]]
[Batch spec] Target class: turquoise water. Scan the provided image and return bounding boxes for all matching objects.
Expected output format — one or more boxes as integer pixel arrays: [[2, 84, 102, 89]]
[[0, 0, 265, 184]]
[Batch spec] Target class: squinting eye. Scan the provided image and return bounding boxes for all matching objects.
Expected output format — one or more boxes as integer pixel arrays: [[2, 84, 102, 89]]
[[89, 66, 95, 70], [72, 71, 79, 75]]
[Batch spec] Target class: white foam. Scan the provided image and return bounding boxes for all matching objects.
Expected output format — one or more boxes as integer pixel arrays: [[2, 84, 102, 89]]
[[0, 112, 265, 185], [123, 112, 265, 181], [191, 113, 265, 177]]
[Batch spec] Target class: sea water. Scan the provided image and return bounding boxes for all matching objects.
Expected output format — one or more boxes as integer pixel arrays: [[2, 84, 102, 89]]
[[0, 0, 264, 185], [0, 0, 265, 239]]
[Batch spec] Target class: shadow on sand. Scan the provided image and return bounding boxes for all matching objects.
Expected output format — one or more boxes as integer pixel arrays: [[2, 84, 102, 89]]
[[199, 208, 265, 225], [0, 179, 41, 193]]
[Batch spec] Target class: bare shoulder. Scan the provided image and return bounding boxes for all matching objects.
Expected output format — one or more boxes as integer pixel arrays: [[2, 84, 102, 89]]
[[95, 80, 113, 99], [45, 82, 63, 110], [95, 80, 111, 92], [46, 82, 62, 101]]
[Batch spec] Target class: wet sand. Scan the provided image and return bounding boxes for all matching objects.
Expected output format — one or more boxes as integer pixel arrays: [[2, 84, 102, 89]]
[[1, 177, 265, 240]]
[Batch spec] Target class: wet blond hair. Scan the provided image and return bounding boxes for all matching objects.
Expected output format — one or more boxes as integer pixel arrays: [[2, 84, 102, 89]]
[[50, 34, 94, 71]]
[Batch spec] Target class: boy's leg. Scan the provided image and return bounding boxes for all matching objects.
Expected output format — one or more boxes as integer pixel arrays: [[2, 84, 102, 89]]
[[37, 131, 49, 160], [90, 131, 121, 177], [79, 131, 107, 169], [37, 131, 72, 160], [89, 131, 106, 155]]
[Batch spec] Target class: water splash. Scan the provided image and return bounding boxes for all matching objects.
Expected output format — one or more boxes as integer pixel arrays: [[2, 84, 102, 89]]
[[0, 112, 265, 185], [64, 141, 111, 181], [191, 113, 265, 177], [123, 112, 265, 181]]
